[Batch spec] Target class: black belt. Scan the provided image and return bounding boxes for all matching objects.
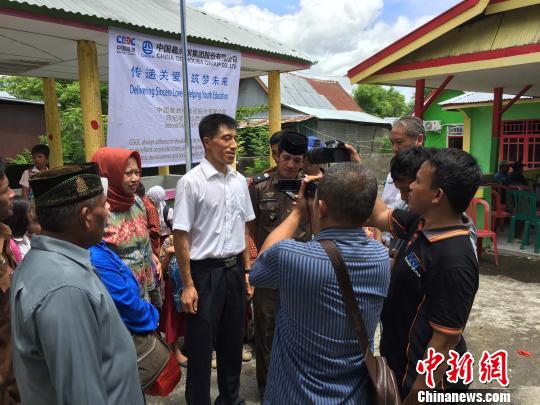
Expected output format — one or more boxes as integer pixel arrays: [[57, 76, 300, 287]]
[[191, 255, 241, 269]]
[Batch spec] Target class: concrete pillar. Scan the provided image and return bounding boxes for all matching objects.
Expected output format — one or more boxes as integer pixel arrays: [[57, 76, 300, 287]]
[[268, 70, 281, 167], [77, 40, 104, 161], [42, 78, 63, 168]]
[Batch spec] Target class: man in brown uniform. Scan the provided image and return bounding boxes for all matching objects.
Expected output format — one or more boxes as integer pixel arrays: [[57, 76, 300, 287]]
[[249, 131, 311, 398]]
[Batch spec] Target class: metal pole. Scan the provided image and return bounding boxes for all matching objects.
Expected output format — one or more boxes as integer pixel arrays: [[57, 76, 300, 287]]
[[180, 0, 192, 171]]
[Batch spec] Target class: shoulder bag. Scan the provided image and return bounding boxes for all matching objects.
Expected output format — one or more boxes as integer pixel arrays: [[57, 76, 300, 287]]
[[320, 239, 401, 405], [133, 331, 181, 396]]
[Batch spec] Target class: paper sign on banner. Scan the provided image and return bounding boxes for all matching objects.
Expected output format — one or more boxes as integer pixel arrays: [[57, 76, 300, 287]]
[[108, 27, 241, 167]]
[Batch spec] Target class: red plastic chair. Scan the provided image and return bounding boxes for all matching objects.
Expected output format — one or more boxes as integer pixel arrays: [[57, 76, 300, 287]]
[[467, 198, 499, 266], [491, 190, 511, 232]]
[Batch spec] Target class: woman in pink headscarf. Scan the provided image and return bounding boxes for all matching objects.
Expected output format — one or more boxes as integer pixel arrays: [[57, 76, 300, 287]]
[[91, 147, 161, 303]]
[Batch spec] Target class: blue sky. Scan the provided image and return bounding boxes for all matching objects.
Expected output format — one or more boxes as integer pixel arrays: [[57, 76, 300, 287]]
[[188, 0, 463, 91], [234, 0, 460, 23]]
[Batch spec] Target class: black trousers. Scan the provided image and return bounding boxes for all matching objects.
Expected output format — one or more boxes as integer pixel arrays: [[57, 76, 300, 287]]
[[253, 287, 278, 388], [185, 259, 246, 405]]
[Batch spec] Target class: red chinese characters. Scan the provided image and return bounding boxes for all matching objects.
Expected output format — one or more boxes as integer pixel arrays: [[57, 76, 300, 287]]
[[478, 350, 509, 386], [416, 347, 445, 389], [417, 349, 509, 388], [446, 350, 474, 385]]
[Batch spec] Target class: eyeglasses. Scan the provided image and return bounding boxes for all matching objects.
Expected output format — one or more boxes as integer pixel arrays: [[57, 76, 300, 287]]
[[124, 170, 141, 178]]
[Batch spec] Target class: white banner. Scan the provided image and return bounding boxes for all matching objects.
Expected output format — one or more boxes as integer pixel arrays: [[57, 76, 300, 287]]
[[108, 28, 241, 167]]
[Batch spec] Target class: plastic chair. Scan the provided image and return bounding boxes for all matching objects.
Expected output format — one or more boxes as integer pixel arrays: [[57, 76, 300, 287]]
[[508, 191, 539, 244], [491, 190, 511, 232], [506, 189, 520, 215], [517, 191, 540, 253], [467, 198, 499, 266]]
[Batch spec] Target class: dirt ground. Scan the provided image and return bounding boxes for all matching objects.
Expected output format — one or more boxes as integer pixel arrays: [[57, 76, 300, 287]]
[[147, 252, 540, 405]]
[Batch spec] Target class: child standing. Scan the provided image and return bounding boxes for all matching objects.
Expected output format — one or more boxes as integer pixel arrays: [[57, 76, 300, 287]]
[[19, 144, 50, 200], [5, 197, 39, 264]]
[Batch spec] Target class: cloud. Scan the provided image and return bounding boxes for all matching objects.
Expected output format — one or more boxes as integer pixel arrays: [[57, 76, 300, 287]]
[[184, 0, 434, 79]]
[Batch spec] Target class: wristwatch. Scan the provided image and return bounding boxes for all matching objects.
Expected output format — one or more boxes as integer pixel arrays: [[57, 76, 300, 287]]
[[244, 268, 251, 274]]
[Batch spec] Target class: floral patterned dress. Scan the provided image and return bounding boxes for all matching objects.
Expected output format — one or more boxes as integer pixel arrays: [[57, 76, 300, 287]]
[[103, 196, 154, 298]]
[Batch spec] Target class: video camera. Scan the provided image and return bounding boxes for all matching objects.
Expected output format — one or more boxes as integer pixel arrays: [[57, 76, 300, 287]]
[[305, 140, 351, 164], [277, 179, 318, 199]]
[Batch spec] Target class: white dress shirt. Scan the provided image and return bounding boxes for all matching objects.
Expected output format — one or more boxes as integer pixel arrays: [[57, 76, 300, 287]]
[[173, 158, 255, 260], [382, 172, 403, 209]]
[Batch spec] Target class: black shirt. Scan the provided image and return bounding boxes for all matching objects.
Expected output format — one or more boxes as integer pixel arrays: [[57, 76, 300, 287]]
[[380, 209, 479, 398]]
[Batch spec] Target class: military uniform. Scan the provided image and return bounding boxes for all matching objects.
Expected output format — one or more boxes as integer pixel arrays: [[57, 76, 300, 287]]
[[249, 169, 311, 390]]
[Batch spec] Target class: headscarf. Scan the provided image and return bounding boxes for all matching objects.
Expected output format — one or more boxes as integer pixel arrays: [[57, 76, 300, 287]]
[[147, 186, 167, 234], [91, 147, 142, 212]]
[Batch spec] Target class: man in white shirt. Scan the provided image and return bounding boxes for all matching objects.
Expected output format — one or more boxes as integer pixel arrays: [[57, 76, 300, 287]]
[[382, 116, 425, 248], [382, 116, 425, 208], [173, 113, 255, 405]]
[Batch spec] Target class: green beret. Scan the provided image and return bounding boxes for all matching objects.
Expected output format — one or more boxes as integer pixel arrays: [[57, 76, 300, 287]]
[[30, 163, 104, 208], [279, 131, 308, 156]]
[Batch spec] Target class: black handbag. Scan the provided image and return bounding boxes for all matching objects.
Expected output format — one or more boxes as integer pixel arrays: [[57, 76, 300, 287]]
[[320, 240, 402, 405]]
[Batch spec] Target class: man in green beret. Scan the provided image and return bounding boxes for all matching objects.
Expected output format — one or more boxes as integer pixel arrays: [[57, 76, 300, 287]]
[[10, 164, 144, 405], [248, 131, 312, 398]]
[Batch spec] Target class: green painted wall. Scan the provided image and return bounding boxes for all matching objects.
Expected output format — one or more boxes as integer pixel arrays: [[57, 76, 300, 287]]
[[423, 90, 465, 148], [465, 101, 540, 174]]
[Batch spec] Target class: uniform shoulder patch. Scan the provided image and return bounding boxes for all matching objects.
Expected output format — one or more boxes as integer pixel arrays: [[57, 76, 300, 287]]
[[253, 173, 271, 184]]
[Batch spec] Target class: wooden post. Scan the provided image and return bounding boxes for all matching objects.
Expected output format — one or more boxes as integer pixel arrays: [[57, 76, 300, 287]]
[[42, 78, 63, 168], [158, 166, 170, 175], [414, 79, 425, 119], [77, 40, 104, 161], [268, 70, 281, 167], [459, 109, 471, 153], [492, 87, 503, 138]]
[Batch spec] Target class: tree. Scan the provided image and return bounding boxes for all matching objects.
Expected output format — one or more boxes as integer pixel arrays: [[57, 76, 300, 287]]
[[236, 106, 270, 175], [0, 76, 108, 164], [353, 84, 407, 118]]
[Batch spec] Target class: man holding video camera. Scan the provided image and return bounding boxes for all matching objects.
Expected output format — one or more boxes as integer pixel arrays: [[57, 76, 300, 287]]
[[249, 162, 390, 403], [248, 131, 311, 397]]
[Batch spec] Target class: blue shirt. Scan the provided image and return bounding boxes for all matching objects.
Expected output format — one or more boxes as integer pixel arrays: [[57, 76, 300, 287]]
[[250, 228, 390, 404], [89, 241, 159, 334]]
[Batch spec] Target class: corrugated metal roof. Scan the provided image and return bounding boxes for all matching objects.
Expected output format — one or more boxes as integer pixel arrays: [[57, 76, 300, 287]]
[[238, 115, 312, 129], [0, 90, 44, 104], [260, 74, 335, 109], [286, 105, 391, 126], [4, 0, 312, 63], [439, 91, 533, 106]]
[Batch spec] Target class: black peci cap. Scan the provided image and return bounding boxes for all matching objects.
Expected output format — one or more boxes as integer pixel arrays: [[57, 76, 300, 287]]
[[30, 163, 104, 208], [279, 131, 308, 156]]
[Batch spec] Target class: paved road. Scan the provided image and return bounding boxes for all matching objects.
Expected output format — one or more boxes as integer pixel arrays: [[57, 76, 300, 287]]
[[148, 252, 540, 405]]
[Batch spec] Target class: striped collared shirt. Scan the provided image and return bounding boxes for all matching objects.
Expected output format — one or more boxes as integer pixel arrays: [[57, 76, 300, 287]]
[[250, 228, 390, 404]]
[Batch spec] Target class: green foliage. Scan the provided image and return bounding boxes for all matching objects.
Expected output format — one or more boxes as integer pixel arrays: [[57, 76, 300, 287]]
[[353, 84, 407, 118], [236, 105, 267, 122], [235, 105, 270, 174], [0, 76, 109, 164], [8, 148, 32, 164], [240, 126, 270, 175], [372, 136, 393, 154]]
